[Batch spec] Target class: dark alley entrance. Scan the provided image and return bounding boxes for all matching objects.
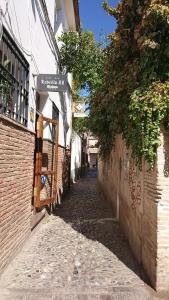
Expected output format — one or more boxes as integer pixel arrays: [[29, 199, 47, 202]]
[[0, 171, 157, 300]]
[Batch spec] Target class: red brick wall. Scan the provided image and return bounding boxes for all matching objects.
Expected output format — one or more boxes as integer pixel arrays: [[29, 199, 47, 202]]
[[57, 146, 64, 202], [98, 132, 169, 291], [0, 116, 35, 273], [57, 146, 70, 203]]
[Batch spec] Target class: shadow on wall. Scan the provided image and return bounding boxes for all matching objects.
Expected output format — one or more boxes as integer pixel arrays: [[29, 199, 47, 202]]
[[33, 0, 56, 56], [62, 148, 71, 191], [31, 0, 37, 21], [54, 5, 62, 35], [97, 134, 169, 290], [60, 92, 70, 148], [71, 167, 81, 183]]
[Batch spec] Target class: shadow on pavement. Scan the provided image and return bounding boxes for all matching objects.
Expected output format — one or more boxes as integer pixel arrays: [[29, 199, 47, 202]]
[[54, 170, 150, 288]]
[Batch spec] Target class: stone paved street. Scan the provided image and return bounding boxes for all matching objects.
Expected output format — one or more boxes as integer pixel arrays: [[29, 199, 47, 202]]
[[0, 171, 159, 300]]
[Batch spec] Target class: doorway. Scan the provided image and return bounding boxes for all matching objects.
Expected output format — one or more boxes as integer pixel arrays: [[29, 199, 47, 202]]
[[33, 114, 59, 208]]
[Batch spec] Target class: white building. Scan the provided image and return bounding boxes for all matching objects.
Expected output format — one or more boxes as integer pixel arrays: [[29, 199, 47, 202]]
[[0, 0, 80, 273], [71, 130, 82, 183], [87, 134, 98, 168], [0, 0, 79, 143]]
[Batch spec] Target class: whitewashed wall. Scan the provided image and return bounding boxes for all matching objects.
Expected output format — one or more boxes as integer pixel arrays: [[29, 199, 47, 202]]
[[71, 131, 82, 183], [0, 0, 76, 147]]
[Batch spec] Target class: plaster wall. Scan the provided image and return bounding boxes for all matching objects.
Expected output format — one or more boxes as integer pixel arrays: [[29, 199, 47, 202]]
[[71, 131, 82, 182], [0, 0, 75, 147]]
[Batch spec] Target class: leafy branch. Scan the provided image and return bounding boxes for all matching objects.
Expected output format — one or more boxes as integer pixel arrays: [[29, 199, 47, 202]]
[[59, 30, 105, 93], [90, 0, 169, 168]]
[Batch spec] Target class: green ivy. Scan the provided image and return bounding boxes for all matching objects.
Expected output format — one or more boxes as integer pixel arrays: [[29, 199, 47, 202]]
[[89, 0, 169, 168], [58, 1, 169, 168]]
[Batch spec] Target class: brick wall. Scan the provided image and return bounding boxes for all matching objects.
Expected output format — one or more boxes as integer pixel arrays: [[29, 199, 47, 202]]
[[57, 146, 64, 202], [0, 116, 35, 273], [57, 146, 70, 203], [156, 131, 169, 290], [98, 130, 169, 291]]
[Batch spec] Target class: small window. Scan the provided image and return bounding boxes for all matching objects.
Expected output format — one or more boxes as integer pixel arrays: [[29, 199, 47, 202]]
[[0, 27, 29, 126], [52, 102, 59, 120], [52, 102, 59, 142]]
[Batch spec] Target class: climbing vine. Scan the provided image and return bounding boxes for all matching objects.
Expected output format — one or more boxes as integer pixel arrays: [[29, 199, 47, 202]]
[[89, 0, 169, 168], [59, 1, 169, 168]]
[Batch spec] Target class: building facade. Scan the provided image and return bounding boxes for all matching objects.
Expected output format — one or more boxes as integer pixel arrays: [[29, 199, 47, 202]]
[[87, 135, 98, 169], [71, 130, 82, 183], [0, 0, 79, 273]]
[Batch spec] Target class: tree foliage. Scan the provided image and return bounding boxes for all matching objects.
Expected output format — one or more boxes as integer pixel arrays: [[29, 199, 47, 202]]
[[72, 117, 89, 135], [89, 0, 169, 168], [59, 30, 105, 135], [59, 1, 169, 168], [59, 30, 105, 93]]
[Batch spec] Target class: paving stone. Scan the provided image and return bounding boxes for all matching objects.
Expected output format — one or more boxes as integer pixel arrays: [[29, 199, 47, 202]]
[[0, 170, 159, 299]]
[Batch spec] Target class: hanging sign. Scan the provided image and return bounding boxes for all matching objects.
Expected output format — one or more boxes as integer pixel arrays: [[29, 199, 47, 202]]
[[73, 102, 87, 118], [37, 74, 67, 92]]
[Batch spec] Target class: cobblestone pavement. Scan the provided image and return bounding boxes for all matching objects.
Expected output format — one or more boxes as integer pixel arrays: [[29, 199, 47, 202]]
[[0, 170, 159, 300]]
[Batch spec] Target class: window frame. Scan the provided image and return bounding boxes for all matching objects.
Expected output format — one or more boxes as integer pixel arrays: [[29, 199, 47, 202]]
[[0, 26, 29, 126]]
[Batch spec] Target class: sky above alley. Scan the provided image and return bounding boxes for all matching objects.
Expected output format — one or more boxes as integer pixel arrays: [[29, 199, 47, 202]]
[[79, 0, 119, 43], [79, 0, 119, 97]]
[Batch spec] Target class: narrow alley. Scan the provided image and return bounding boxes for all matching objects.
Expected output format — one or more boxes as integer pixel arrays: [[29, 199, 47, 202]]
[[0, 171, 158, 300]]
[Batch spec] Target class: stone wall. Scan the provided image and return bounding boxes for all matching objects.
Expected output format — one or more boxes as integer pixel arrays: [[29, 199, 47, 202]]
[[98, 131, 169, 291], [0, 116, 35, 273]]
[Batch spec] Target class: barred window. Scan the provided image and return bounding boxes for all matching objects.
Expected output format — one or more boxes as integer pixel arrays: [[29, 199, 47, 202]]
[[0, 27, 29, 126]]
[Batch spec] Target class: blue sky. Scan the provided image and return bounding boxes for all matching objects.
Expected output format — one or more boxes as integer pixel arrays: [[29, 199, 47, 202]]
[[79, 0, 119, 42], [79, 0, 118, 97]]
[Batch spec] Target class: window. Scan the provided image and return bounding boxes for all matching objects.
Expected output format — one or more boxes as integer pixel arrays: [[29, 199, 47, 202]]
[[52, 102, 59, 120], [52, 102, 59, 142], [0, 27, 29, 126]]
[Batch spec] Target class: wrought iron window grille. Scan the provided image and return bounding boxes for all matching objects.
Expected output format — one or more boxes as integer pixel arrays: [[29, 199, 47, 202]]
[[0, 26, 29, 126]]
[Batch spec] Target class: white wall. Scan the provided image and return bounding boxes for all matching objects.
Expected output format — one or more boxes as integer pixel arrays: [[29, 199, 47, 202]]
[[0, 0, 76, 147], [89, 153, 97, 169], [71, 131, 81, 182], [88, 139, 97, 147]]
